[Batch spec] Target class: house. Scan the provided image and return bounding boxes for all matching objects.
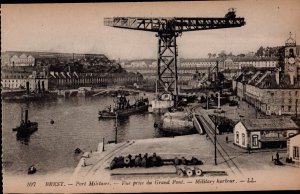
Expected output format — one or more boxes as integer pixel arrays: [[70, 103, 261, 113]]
[[287, 133, 300, 165], [233, 118, 299, 149]]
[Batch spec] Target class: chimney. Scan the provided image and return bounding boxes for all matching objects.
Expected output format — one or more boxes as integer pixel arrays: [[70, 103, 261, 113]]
[[275, 70, 280, 85]]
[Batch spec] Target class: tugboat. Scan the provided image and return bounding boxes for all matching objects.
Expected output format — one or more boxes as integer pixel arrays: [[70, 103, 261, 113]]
[[98, 94, 149, 119], [13, 109, 38, 137]]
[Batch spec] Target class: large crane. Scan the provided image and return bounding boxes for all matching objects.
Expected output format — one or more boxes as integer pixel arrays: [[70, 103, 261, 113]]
[[104, 8, 245, 111]]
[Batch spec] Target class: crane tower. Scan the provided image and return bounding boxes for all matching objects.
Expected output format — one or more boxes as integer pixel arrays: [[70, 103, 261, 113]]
[[104, 9, 245, 111]]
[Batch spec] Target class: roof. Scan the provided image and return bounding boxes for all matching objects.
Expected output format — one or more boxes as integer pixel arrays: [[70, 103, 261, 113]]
[[287, 132, 300, 139], [241, 118, 299, 131]]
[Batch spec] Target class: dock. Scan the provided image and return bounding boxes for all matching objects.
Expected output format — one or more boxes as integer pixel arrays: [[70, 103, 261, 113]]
[[72, 134, 230, 179]]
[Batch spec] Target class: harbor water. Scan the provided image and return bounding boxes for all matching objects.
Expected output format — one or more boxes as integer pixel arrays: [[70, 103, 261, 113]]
[[2, 94, 162, 176]]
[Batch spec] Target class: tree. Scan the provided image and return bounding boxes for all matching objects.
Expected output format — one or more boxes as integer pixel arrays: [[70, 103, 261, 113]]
[[208, 53, 212, 58], [218, 50, 227, 58], [256, 46, 264, 57]]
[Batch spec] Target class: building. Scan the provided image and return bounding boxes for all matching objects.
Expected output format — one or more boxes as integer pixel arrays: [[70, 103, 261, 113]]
[[287, 133, 300, 165], [1, 51, 110, 67], [121, 58, 216, 85], [232, 34, 300, 115], [233, 118, 299, 149], [1, 70, 48, 91], [1, 52, 35, 66], [223, 57, 278, 70], [48, 71, 143, 90]]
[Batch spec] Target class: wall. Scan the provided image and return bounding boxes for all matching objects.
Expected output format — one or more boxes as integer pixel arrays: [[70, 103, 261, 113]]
[[288, 135, 300, 164], [233, 122, 248, 148]]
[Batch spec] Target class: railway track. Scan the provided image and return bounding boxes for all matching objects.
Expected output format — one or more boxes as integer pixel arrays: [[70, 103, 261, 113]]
[[197, 114, 243, 175]]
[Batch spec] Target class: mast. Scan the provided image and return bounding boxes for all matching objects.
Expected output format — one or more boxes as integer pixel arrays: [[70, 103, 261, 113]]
[[115, 113, 118, 144]]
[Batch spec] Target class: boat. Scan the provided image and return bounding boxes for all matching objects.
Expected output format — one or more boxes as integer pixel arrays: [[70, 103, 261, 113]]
[[98, 94, 149, 119], [28, 165, 37, 174], [12, 109, 38, 137]]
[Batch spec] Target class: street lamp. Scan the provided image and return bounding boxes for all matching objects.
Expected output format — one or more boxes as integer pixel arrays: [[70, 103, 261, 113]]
[[213, 111, 222, 166]]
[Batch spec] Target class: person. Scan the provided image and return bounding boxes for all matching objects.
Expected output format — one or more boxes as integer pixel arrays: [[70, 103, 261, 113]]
[[226, 136, 228, 143], [82, 159, 86, 167], [247, 144, 251, 154], [276, 152, 279, 161], [206, 134, 209, 139]]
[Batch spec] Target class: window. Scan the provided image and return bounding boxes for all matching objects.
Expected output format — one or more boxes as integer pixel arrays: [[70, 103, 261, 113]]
[[288, 106, 292, 111], [293, 146, 299, 160], [252, 135, 258, 147], [236, 132, 239, 143], [242, 134, 245, 146]]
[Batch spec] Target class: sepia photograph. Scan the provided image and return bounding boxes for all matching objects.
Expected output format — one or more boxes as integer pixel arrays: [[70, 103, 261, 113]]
[[1, 0, 300, 193]]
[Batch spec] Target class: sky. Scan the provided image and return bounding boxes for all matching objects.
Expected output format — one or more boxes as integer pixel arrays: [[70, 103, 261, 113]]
[[2, 0, 300, 60]]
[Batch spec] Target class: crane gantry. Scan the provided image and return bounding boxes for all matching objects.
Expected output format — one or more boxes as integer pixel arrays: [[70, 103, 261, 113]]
[[104, 9, 245, 106]]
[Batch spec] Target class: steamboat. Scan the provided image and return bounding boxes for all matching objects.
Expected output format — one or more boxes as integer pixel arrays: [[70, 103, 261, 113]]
[[12, 109, 38, 137], [98, 94, 149, 119]]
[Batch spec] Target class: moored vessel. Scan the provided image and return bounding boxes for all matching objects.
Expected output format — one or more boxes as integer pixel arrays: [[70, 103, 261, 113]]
[[12, 109, 38, 137], [98, 94, 149, 119]]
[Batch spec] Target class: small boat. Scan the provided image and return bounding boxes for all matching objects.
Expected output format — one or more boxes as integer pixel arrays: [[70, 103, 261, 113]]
[[28, 165, 37, 174], [99, 94, 149, 119], [13, 109, 38, 137]]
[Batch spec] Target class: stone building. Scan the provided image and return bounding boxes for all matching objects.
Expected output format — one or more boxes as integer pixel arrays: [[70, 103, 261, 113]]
[[1, 52, 35, 66], [48, 72, 143, 90], [233, 34, 300, 115], [233, 118, 299, 149], [1, 70, 48, 91], [287, 133, 300, 165]]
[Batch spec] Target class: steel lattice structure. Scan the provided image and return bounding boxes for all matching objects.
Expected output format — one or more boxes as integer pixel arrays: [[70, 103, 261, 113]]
[[104, 12, 245, 102]]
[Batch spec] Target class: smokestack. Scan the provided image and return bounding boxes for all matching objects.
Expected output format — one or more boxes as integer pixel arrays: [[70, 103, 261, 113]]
[[275, 70, 280, 85], [26, 81, 30, 94], [25, 110, 28, 123]]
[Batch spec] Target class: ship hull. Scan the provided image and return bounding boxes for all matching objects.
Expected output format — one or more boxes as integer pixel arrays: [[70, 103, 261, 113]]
[[99, 105, 148, 119], [160, 118, 195, 135], [13, 122, 38, 137]]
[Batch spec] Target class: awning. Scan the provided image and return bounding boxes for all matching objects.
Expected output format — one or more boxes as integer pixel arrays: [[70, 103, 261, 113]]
[[259, 137, 287, 142]]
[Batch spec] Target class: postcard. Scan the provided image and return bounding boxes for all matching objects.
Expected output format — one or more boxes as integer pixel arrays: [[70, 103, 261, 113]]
[[2, 0, 300, 193]]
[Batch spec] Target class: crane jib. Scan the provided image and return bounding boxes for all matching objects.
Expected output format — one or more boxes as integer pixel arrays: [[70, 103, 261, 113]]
[[103, 14, 245, 100], [104, 17, 246, 33]]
